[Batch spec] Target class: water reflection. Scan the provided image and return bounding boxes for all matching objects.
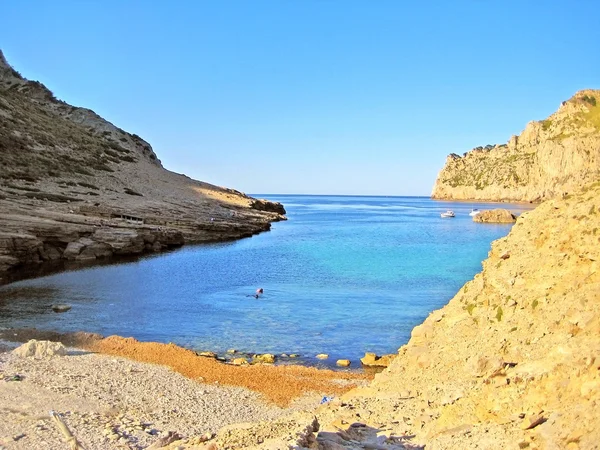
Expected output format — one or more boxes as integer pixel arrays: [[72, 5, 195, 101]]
[[0, 286, 61, 318]]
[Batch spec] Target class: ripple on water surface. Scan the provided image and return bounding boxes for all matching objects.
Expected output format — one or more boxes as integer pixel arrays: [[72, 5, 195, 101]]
[[0, 196, 534, 366]]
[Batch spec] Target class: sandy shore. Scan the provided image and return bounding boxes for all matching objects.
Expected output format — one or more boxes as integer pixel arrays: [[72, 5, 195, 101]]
[[0, 332, 369, 450]]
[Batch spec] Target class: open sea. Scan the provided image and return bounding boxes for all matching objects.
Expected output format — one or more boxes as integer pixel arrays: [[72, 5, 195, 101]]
[[0, 195, 533, 367]]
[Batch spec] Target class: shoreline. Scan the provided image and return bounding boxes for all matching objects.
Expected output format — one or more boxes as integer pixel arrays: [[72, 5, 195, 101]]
[[0, 328, 370, 407], [0, 224, 275, 288], [0, 340, 352, 449]]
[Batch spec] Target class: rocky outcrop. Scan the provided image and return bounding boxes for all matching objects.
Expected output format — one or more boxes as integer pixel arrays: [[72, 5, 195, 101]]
[[250, 198, 287, 215], [432, 90, 600, 202], [208, 180, 600, 449], [0, 50, 286, 283], [472, 209, 516, 223], [13, 340, 67, 358]]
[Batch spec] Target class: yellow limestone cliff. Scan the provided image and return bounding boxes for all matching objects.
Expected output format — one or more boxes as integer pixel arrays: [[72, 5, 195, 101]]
[[432, 90, 600, 202], [204, 181, 600, 450]]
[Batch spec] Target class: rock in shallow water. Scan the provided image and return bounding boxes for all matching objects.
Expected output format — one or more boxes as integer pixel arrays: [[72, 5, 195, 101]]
[[473, 209, 516, 223], [51, 303, 72, 313]]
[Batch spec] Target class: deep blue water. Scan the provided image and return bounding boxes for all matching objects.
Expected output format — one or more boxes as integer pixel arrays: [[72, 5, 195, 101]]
[[0, 196, 533, 366]]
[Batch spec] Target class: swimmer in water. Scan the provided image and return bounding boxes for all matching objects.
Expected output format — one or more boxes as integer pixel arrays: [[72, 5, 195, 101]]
[[246, 288, 264, 299]]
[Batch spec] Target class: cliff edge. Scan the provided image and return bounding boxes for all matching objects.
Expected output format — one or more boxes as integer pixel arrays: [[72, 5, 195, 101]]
[[0, 50, 286, 283], [431, 90, 600, 202], [207, 180, 600, 449]]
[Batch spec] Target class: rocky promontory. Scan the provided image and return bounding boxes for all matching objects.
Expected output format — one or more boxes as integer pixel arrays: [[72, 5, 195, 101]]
[[432, 89, 600, 202], [0, 50, 286, 283], [472, 208, 516, 223]]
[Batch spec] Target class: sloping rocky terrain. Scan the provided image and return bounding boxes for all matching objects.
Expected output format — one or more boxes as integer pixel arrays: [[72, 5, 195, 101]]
[[0, 50, 285, 284], [431, 90, 600, 202], [199, 181, 600, 449]]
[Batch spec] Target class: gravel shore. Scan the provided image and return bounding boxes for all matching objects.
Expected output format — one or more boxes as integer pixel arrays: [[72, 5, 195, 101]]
[[0, 339, 367, 450]]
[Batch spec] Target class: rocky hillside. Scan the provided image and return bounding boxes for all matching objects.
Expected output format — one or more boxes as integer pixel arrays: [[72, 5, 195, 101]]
[[204, 180, 600, 449], [431, 89, 600, 202], [0, 50, 285, 284]]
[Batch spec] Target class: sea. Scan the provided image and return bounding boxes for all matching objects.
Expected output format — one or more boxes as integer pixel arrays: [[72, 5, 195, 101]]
[[0, 195, 534, 367]]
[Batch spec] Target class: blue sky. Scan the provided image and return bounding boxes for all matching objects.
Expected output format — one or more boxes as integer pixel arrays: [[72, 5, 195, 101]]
[[2, 1, 599, 195]]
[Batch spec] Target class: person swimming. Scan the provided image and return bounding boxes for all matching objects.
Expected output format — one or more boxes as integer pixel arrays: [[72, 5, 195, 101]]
[[246, 288, 264, 299]]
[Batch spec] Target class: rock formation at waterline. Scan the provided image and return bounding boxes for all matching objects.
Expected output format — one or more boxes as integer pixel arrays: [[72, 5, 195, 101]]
[[0, 50, 285, 283], [431, 90, 600, 202], [473, 208, 516, 223], [208, 180, 600, 449]]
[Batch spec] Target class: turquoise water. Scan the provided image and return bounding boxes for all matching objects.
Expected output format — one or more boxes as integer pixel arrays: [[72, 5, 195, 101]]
[[0, 196, 533, 366]]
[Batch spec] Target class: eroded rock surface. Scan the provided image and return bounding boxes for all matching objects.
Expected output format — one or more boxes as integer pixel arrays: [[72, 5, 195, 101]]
[[204, 181, 600, 449], [0, 50, 286, 283], [472, 209, 516, 223], [432, 90, 600, 202]]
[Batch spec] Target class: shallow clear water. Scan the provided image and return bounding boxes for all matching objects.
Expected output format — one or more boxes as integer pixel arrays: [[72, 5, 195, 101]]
[[0, 196, 533, 366]]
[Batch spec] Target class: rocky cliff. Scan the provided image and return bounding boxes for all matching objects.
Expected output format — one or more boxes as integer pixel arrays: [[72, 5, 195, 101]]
[[0, 50, 285, 284], [206, 180, 600, 449], [431, 90, 600, 202]]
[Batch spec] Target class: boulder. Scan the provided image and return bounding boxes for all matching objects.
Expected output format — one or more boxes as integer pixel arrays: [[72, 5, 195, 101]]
[[253, 353, 275, 364], [231, 357, 249, 366], [316, 354, 329, 360], [360, 352, 395, 367], [12, 340, 67, 358], [336, 359, 351, 367], [473, 209, 517, 223]]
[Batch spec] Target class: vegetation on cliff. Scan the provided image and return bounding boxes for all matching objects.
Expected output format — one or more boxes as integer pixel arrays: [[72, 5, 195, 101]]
[[0, 50, 285, 282], [431, 89, 600, 202]]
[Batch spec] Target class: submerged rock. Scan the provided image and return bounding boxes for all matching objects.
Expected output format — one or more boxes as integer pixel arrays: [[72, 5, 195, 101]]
[[51, 303, 72, 313]]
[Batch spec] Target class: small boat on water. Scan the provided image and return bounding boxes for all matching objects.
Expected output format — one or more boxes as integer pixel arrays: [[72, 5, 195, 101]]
[[469, 208, 481, 217], [440, 210, 455, 218]]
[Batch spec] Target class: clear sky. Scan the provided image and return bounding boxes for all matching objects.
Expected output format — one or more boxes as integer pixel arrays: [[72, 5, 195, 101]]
[[2, 1, 599, 195]]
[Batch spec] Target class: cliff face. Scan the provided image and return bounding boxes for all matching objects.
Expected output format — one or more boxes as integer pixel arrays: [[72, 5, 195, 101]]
[[0, 50, 285, 283], [211, 181, 600, 450], [431, 90, 600, 202]]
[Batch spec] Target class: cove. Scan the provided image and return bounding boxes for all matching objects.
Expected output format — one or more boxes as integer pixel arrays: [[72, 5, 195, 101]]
[[0, 195, 534, 367]]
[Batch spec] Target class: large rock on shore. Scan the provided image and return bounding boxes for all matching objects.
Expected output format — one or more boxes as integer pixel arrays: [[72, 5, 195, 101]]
[[0, 50, 286, 283], [13, 340, 67, 358], [472, 209, 516, 223], [432, 90, 600, 202]]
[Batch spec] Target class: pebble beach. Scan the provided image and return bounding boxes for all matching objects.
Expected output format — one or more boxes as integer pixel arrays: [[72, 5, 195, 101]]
[[0, 333, 368, 450]]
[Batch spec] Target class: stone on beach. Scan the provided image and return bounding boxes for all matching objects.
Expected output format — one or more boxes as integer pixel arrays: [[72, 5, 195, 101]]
[[253, 353, 275, 364], [12, 339, 67, 358], [336, 359, 351, 367], [360, 352, 395, 367], [231, 357, 249, 366], [316, 354, 329, 360]]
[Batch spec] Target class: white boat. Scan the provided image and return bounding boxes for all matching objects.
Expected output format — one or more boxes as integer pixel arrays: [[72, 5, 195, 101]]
[[469, 208, 481, 217], [440, 210, 455, 218]]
